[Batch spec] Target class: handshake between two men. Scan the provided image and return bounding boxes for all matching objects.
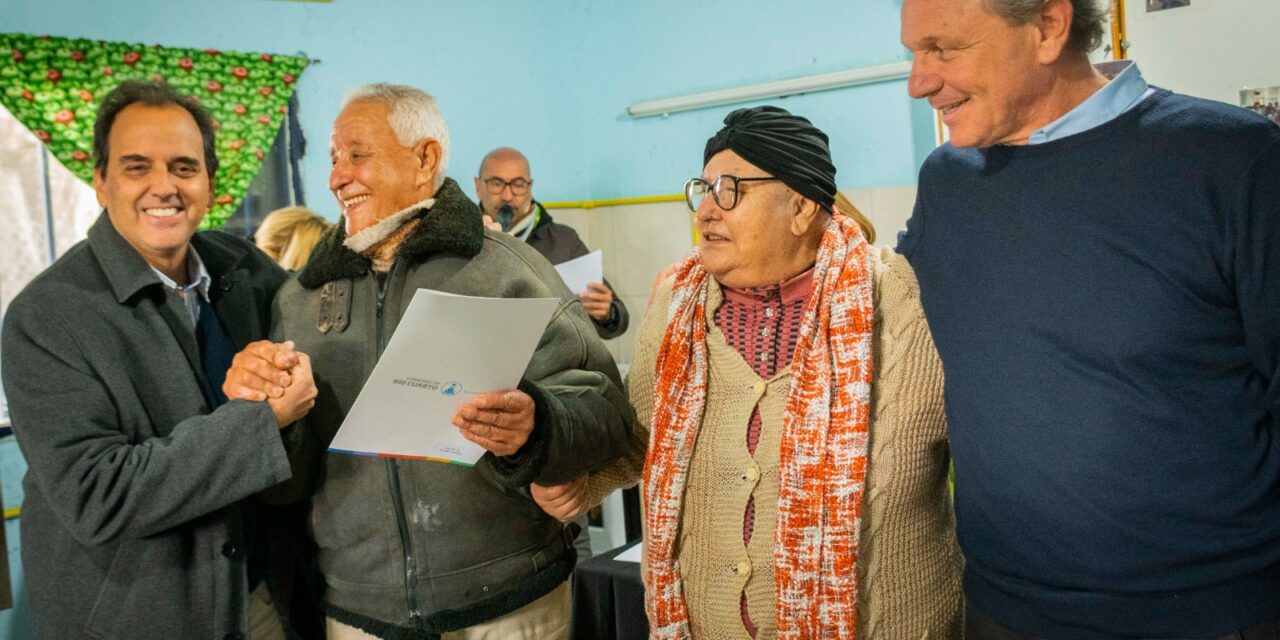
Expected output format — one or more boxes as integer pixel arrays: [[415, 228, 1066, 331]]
[[220, 340, 538, 456]]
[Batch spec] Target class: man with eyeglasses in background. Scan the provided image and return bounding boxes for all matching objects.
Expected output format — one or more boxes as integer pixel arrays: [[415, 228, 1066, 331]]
[[475, 147, 629, 341]]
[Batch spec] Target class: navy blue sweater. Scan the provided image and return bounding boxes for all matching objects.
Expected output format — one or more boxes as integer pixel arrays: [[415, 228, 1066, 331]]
[[900, 90, 1280, 639]]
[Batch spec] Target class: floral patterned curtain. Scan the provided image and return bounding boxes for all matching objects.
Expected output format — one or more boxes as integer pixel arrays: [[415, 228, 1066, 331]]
[[0, 33, 309, 229]]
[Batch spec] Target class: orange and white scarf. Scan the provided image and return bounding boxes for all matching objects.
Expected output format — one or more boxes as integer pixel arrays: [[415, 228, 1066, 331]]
[[643, 211, 875, 639]]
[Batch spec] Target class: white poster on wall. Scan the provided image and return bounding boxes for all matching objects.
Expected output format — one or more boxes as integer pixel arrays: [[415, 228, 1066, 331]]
[[1241, 86, 1280, 128]]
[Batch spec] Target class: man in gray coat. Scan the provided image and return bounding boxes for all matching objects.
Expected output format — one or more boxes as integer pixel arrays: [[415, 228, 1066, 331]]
[[0, 81, 316, 639], [226, 83, 636, 639]]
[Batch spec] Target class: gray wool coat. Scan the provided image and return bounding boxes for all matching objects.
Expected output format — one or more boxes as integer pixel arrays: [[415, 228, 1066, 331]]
[[264, 179, 637, 638], [0, 212, 292, 640]]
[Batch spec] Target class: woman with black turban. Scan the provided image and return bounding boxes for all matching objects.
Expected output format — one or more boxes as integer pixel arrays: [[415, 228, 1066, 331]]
[[534, 106, 962, 639]]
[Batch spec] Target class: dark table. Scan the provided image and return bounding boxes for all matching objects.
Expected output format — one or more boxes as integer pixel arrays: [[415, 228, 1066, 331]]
[[570, 542, 648, 640]]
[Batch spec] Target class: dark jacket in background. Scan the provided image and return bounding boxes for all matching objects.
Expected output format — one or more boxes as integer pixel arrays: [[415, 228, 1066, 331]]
[[264, 179, 637, 638], [525, 202, 629, 339], [0, 213, 292, 639]]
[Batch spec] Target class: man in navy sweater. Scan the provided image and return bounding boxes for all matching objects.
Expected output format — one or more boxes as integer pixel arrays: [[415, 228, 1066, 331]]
[[898, 0, 1280, 638]]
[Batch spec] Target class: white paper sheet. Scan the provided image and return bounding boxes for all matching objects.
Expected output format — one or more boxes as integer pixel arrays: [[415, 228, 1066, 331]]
[[328, 289, 559, 465], [615, 541, 644, 563], [553, 250, 604, 295]]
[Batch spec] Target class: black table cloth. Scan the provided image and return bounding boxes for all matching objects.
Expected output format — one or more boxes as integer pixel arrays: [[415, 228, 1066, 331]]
[[570, 542, 648, 640]]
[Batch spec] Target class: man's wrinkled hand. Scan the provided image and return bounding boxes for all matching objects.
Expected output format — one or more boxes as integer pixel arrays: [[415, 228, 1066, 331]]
[[579, 282, 614, 321], [223, 340, 299, 402], [268, 352, 317, 428], [452, 390, 535, 457], [531, 476, 588, 522]]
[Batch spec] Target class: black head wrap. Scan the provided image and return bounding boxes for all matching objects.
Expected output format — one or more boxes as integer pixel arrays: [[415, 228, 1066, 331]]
[[703, 106, 837, 210]]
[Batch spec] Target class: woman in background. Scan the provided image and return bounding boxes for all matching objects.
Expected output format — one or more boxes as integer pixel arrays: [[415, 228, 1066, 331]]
[[255, 205, 333, 640], [834, 191, 875, 244], [255, 206, 333, 270]]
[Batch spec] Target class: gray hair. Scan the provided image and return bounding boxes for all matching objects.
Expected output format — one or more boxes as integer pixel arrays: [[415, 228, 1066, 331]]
[[343, 83, 452, 191], [985, 0, 1110, 54]]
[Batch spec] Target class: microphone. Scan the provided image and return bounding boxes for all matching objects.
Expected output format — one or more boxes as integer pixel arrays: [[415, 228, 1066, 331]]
[[496, 204, 514, 232]]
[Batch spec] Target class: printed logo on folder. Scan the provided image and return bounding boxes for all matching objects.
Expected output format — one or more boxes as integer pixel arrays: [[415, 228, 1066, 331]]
[[327, 289, 558, 466]]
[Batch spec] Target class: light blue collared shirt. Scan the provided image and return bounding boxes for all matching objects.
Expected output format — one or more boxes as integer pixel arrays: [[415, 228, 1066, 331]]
[[1028, 60, 1156, 144], [150, 247, 212, 326]]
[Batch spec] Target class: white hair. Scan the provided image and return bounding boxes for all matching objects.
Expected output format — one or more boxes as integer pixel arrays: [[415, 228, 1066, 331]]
[[985, 0, 1110, 53], [343, 83, 451, 191]]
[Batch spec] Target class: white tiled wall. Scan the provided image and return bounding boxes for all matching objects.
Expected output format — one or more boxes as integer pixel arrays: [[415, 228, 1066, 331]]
[[550, 184, 917, 366], [838, 184, 918, 247]]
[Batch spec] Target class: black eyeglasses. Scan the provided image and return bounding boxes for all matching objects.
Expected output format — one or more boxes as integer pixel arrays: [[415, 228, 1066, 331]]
[[481, 177, 532, 195], [684, 175, 780, 212]]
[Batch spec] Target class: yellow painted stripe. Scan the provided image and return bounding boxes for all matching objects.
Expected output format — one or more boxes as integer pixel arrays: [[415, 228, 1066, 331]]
[[4, 506, 18, 520], [543, 193, 699, 245], [541, 194, 684, 210], [542, 192, 703, 247]]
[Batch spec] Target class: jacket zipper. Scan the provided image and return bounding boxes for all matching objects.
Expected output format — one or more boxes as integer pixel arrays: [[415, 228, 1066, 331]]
[[376, 269, 425, 622]]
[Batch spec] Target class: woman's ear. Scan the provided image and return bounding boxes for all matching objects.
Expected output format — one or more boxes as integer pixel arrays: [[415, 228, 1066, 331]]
[[789, 193, 824, 237]]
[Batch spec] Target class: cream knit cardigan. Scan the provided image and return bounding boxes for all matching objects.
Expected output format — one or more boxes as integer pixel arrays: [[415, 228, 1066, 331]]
[[584, 247, 962, 639]]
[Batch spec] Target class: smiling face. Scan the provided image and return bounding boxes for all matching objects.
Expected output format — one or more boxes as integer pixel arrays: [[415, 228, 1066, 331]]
[[329, 100, 437, 236], [901, 0, 1055, 148], [696, 150, 823, 288], [93, 103, 212, 280]]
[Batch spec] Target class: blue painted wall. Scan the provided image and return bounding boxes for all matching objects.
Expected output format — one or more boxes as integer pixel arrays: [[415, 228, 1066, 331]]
[[564, 0, 936, 199], [0, 0, 930, 215]]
